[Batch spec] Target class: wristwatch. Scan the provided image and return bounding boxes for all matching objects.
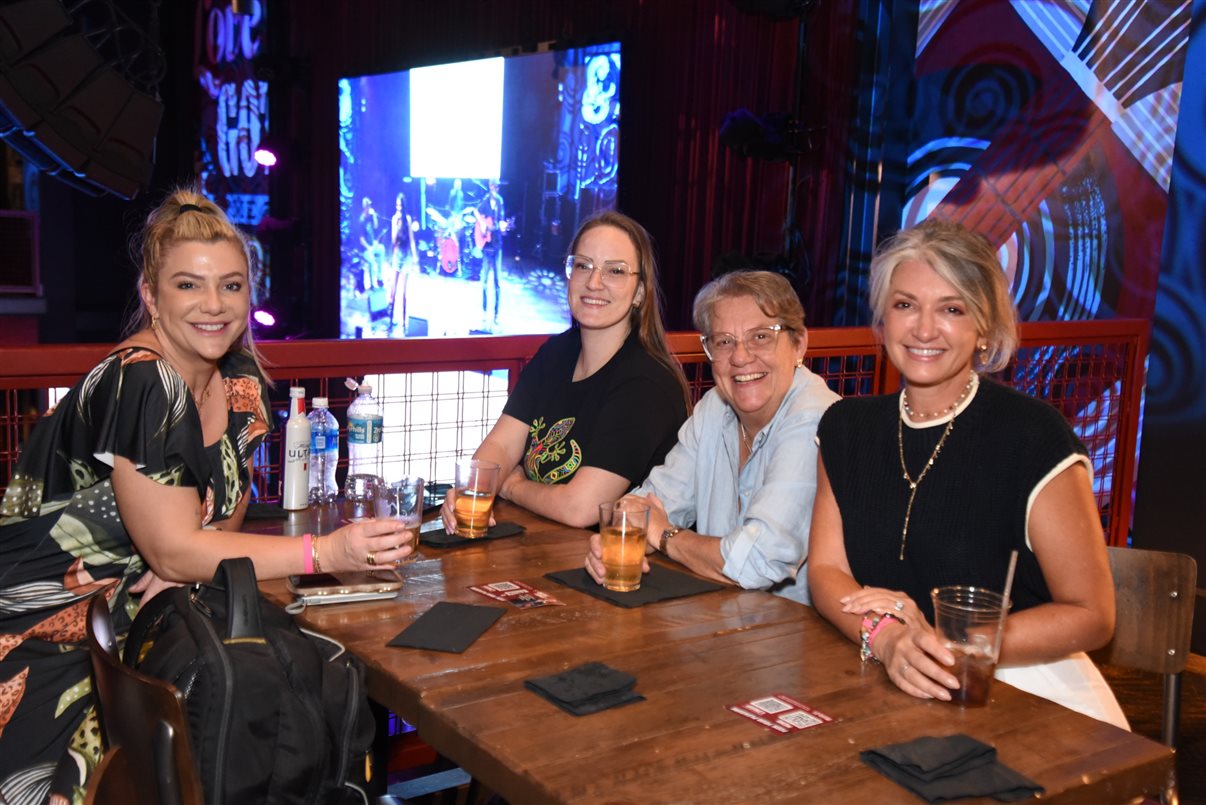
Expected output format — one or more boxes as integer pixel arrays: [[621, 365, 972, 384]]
[[659, 526, 682, 554]]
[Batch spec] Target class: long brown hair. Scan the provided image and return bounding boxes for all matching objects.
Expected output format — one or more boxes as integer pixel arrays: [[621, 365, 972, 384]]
[[569, 211, 692, 413], [126, 186, 271, 380]]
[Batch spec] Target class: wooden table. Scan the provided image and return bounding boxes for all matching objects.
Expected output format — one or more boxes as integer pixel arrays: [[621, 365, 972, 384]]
[[258, 502, 1174, 804]]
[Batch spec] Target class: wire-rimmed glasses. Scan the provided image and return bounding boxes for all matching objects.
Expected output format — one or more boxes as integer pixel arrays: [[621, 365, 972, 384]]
[[700, 324, 787, 361], [564, 255, 640, 286]]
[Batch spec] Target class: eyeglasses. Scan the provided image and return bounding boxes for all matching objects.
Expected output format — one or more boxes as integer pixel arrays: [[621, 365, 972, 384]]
[[564, 255, 641, 285], [700, 324, 788, 361]]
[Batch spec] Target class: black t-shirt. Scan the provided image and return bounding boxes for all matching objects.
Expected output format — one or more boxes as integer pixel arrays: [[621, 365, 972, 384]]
[[818, 379, 1089, 622], [503, 328, 687, 486]]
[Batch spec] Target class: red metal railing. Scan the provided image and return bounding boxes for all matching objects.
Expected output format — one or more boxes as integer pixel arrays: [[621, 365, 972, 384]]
[[0, 320, 1148, 545]]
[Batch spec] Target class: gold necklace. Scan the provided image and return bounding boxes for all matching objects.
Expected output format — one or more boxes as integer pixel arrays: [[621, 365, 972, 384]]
[[902, 371, 975, 420], [738, 421, 754, 453], [897, 414, 955, 560], [193, 376, 214, 409]]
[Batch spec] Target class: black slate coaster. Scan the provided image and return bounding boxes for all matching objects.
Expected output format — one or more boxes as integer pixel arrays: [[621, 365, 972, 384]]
[[420, 521, 525, 547], [545, 564, 724, 608]]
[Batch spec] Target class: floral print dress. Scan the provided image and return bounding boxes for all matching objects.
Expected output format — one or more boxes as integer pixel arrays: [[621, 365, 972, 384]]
[[0, 347, 270, 804]]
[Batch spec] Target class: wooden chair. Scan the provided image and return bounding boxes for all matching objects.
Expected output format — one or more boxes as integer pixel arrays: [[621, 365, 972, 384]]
[[83, 745, 136, 805], [1092, 546, 1197, 747], [85, 594, 204, 805]]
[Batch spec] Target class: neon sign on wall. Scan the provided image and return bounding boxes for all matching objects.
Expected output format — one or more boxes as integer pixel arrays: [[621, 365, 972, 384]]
[[194, 0, 269, 228]]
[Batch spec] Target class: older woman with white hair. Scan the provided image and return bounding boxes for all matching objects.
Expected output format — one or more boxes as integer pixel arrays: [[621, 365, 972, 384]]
[[586, 270, 839, 602]]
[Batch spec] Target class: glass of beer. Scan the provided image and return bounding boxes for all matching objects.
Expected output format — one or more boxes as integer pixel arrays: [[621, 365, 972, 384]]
[[598, 500, 651, 592], [453, 459, 500, 538], [378, 477, 425, 563], [930, 586, 1010, 707]]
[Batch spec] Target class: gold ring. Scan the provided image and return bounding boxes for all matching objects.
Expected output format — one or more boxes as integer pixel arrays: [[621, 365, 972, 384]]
[[366, 550, 377, 566]]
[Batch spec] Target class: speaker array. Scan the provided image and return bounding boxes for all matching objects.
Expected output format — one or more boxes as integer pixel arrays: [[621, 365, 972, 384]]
[[0, 0, 163, 199]]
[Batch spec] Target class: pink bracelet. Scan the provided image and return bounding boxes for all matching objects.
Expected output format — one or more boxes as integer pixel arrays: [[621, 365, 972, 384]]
[[867, 612, 904, 660], [302, 533, 315, 574]]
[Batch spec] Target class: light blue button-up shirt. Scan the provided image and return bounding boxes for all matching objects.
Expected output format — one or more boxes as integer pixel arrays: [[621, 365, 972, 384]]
[[634, 367, 840, 604]]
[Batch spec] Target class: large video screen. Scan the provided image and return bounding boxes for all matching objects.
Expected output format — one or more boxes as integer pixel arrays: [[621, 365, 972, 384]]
[[338, 41, 621, 339]]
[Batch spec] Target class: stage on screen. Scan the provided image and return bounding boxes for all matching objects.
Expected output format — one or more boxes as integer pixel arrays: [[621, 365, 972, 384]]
[[338, 41, 621, 339]]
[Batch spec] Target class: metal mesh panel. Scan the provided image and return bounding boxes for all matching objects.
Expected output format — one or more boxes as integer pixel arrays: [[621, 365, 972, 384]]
[[254, 370, 511, 503], [998, 340, 1135, 541]]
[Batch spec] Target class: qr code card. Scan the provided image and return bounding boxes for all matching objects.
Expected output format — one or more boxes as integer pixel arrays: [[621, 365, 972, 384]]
[[469, 580, 563, 609], [727, 694, 833, 734]]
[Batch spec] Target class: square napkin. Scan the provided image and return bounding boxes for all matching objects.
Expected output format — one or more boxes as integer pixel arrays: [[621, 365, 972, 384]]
[[860, 733, 1044, 803], [387, 602, 505, 653], [545, 564, 724, 608], [420, 522, 525, 548], [524, 661, 645, 716]]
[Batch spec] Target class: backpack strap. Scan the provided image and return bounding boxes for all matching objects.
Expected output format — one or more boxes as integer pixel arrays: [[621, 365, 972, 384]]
[[213, 557, 264, 640]]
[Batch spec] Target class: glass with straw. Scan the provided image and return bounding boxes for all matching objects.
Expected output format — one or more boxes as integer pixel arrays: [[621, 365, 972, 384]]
[[930, 551, 1017, 707]]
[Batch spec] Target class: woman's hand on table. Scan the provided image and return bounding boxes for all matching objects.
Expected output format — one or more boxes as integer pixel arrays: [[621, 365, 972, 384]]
[[870, 619, 959, 701], [326, 518, 417, 570], [585, 531, 650, 585], [841, 586, 925, 629]]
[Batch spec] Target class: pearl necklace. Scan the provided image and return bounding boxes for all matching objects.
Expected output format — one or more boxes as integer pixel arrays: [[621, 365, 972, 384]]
[[901, 371, 976, 421], [895, 372, 977, 561]]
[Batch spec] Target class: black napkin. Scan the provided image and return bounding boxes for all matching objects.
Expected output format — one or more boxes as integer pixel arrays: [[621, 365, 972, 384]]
[[524, 661, 645, 716], [860, 734, 1044, 803], [545, 565, 724, 608], [420, 522, 525, 547], [387, 602, 505, 653], [243, 503, 289, 520]]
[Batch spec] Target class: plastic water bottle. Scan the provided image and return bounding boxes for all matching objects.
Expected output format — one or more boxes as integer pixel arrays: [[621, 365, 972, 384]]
[[282, 387, 310, 510], [308, 397, 339, 504], [345, 382, 383, 485]]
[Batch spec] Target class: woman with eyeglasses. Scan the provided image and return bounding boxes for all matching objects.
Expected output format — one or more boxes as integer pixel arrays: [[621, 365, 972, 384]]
[[442, 211, 691, 530], [584, 270, 839, 602]]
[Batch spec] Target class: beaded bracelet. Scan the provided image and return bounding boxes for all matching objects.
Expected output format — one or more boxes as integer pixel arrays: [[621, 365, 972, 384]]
[[859, 611, 904, 663], [302, 533, 314, 573]]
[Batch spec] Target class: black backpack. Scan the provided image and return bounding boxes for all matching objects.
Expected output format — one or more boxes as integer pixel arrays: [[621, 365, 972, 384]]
[[124, 557, 375, 804]]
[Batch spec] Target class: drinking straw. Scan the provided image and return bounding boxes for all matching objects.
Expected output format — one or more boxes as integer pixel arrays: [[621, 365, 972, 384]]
[[993, 550, 1019, 660]]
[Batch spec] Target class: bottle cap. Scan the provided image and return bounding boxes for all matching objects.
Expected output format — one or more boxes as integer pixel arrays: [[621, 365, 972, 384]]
[[289, 386, 305, 398], [312, 397, 329, 408]]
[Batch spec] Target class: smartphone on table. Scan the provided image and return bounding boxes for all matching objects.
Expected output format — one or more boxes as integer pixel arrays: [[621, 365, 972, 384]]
[[286, 570, 403, 606]]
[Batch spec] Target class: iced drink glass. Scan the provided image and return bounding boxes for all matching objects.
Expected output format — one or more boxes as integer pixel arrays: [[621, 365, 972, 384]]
[[598, 500, 651, 592], [930, 585, 1010, 707], [453, 459, 499, 538]]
